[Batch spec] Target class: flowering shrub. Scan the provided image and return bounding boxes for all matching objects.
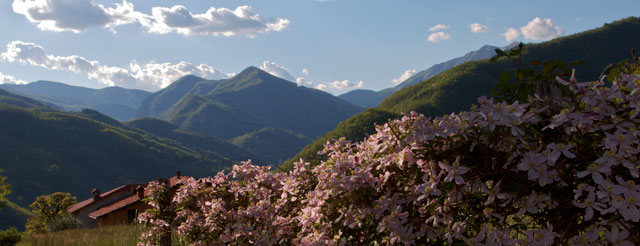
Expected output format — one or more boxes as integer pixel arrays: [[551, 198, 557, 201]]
[[139, 70, 639, 245]]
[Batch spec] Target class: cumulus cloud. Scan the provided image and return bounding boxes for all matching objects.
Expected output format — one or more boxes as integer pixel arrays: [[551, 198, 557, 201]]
[[258, 61, 314, 86], [0, 72, 28, 84], [260, 61, 296, 82], [470, 23, 489, 33], [428, 24, 449, 31], [12, 0, 139, 33], [295, 77, 312, 86], [392, 69, 416, 85], [140, 5, 289, 37], [314, 80, 363, 91], [12, 0, 289, 37], [501, 27, 520, 42], [1, 40, 227, 91], [502, 17, 563, 42], [520, 17, 563, 41], [427, 32, 451, 43]]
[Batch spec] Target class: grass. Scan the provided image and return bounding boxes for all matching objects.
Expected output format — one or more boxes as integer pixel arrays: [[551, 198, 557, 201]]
[[17, 225, 145, 246], [17, 224, 191, 246]]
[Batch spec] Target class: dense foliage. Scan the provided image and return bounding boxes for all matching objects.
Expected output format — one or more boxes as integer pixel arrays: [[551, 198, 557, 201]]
[[282, 17, 640, 169], [25, 192, 77, 234], [0, 227, 21, 246], [140, 65, 640, 245], [0, 170, 9, 209], [0, 170, 21, 246]]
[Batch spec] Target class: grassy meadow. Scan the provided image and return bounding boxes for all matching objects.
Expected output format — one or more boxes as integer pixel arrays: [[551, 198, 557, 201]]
[[17, 225, 145, 246]]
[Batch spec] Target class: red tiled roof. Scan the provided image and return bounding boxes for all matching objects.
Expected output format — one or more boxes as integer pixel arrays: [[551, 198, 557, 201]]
[[88, 193, 143, 219], [86, 176, 189, 219], [67, 183, 146, 213]]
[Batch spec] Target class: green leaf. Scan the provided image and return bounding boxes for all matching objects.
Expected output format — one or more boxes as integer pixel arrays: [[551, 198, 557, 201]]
[[491, 49, 508, 62], [600, 63, 615, 78], [608, 66, 621, 80], [508, 48, 521, 57], [499, 71, 511, 85]]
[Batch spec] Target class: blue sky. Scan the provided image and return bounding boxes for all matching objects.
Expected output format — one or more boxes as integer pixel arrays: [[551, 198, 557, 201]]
[[0, 0, 638, 94]]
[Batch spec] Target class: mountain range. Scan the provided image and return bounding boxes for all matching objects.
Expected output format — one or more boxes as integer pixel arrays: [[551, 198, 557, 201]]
[[337, 42, 518, 108], [135, 67, 363, 164], [0, 81, 150, 121], [282, 16, 640, 170]]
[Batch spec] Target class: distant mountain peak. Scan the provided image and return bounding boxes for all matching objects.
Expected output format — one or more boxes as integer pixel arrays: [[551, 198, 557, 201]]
[[236, 66, 264, 76], [221, 66, 295, 89], [180, 74, 205, 81]]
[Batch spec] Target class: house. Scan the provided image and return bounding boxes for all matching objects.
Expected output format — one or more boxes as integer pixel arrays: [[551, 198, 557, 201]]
[[67, 171, 187, 228]]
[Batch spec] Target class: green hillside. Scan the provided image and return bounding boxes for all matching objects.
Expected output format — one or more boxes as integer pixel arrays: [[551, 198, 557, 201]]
[[124, 117, 266, 165], [134, 75, 222, 118], [165, 94, 268, 139], [281, 16, 640, 170], [0, 104, 237, 229], [231, 127, 312, 166], [0, 89, 52, 109], [337, 44, 502, 108]]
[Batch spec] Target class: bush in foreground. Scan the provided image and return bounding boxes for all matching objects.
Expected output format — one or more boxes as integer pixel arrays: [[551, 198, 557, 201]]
[[0, 228, 21, 246], [140, 68, 639, 245]]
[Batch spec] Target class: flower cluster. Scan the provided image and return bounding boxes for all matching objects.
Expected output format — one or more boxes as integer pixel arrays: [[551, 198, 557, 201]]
[[140, 70, 640, 245]]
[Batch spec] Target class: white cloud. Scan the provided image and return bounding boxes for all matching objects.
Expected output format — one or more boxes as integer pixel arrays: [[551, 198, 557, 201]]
[[296, 77, 312, 86], [12, 0, 289, 37], [427, 32, 451, 43], [501, 27, 520, 42], [428, 24, 449, 32], [0, 72, 27, 84], [258, 61, 313, 86], [12, 0, 139, 33], [141, 5, 289, 37], [391, 69, 416, 85], [1, 40, 228, 91], [315, 79, 363, 91], [260, 61, 296, 82], [470, 23, 489, 33], [520, 17, 563, 41]]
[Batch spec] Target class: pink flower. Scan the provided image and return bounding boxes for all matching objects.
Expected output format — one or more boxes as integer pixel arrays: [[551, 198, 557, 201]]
[[482, 181, 509, 205], [438, 161, 469, 185], [604, 226, 634, 246], [572, 191, 605, 221], [546, 143, 576, 164], [576, 163, 611, 184], [517, 151, 547, 181]]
